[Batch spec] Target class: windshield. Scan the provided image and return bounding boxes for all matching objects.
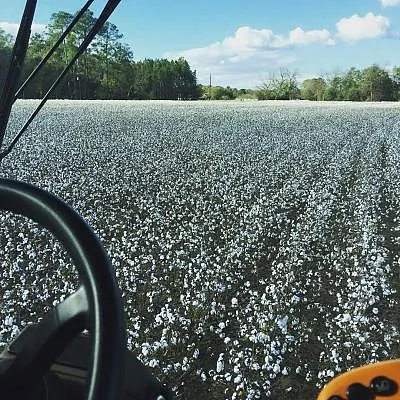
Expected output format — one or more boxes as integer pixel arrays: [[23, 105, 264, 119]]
[[1, 2, 400, 399]]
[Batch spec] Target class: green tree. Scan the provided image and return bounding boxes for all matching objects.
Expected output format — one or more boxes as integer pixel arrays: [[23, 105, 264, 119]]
[[341, 68, 362, 101], [108, 43, 134, 99], [301, 78, 326, 101], [22, 33, 53, 98], [324, 75, 342, 101], [322, 69, 362, 101], [7, 8, 199, 100], [44, 11, 80, 98], [94, 21, 123, 98], [128, 58, 198, 100], [391, 66, 400, 101], [361, 65, 394, 101], [0, 27, 13, 48], [46, 11, 75, 66], [0, 28, 13, 94], [71, 10, 96, 99], [258, 68, 299, 100], [258, 71, 279, 99]]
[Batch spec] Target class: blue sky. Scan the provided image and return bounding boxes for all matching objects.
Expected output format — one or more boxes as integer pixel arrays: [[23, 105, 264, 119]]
[[2, 1, 400, 88]]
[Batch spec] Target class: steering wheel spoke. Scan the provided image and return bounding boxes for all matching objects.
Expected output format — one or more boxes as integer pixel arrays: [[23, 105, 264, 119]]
[[0, 287, 89, 395]]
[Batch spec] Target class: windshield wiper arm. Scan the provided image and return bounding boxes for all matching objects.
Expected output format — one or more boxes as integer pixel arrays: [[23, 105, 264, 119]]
[[0, 0, 121, 163], [0, 0, 37, 150]]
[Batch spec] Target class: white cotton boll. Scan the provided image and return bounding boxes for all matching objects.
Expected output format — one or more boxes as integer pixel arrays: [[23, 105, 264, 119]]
[[148, 359, 159, 368], [21, 289, 29, 301], [12, 325, 20, 337], [342, 313, 351, 323], [277, 315, 288, 333], [251, 363, 260, 371], [141, 343, 150, 357], [331, 349, 338, 359], [216, 354, 224, 373], [291, 294, 300, 304], [231, 297, 238, 306]]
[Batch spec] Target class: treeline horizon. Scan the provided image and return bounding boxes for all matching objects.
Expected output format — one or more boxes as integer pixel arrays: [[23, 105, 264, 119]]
[[202, 66, 400, 101], [1, 10, 400, 102], [256, 66, 400, 102], [0, 10, 199, 100]]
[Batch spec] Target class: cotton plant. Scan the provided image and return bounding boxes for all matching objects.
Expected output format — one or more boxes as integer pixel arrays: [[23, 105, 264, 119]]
[[1, 100, 400, 399]]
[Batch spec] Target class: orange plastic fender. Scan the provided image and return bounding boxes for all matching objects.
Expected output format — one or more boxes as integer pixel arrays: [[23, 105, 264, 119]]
[[317, 360, 400, 400]]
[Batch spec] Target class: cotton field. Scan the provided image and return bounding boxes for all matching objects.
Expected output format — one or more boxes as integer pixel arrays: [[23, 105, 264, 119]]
[[1, 100, 400, 399]]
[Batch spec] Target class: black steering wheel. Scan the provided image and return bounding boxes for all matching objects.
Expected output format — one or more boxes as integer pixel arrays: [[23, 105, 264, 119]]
[[0, 178, 126, 399]]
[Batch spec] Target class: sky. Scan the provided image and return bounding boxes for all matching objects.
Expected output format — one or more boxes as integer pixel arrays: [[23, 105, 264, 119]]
[[2, 0, 400, 88]]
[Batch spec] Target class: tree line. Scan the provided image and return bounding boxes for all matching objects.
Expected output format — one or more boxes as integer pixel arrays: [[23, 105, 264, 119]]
[[300, 66, 400, 101], [257, 66, 400, 101], [0, 10, 199, 100], [195, 66, 400, 102]]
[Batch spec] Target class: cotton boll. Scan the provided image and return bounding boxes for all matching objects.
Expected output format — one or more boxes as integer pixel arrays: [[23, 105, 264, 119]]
[[2, 101, 400, 399], [216, 353, 225, 373]]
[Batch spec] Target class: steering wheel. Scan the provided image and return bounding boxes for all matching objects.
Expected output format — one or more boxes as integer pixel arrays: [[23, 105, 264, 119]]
[[0, 178, 126, 399]]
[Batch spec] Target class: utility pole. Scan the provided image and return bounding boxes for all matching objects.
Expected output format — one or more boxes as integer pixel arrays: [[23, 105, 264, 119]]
[[209, 72, 212, 100]]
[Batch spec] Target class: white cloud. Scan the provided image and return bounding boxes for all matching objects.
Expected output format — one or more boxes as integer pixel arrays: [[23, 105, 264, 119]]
[[0, 21, 46, 37], [220, 26, 334, 50], [336, 12, 390, 42], [381, 0, 400, 7], [165, 26, 334, 88], [283, 27, 335, 47], [223, 26, 276, 51]]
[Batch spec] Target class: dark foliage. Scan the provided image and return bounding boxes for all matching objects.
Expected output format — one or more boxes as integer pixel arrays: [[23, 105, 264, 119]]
[[0, 10, 199, 100]]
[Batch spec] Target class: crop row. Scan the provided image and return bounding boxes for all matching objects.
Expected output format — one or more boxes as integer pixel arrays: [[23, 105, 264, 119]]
[[1, 100, 400, 399]]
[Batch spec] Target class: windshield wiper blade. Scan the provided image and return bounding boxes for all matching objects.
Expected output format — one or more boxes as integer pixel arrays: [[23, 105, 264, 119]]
[[0, 0, 37, 150]]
